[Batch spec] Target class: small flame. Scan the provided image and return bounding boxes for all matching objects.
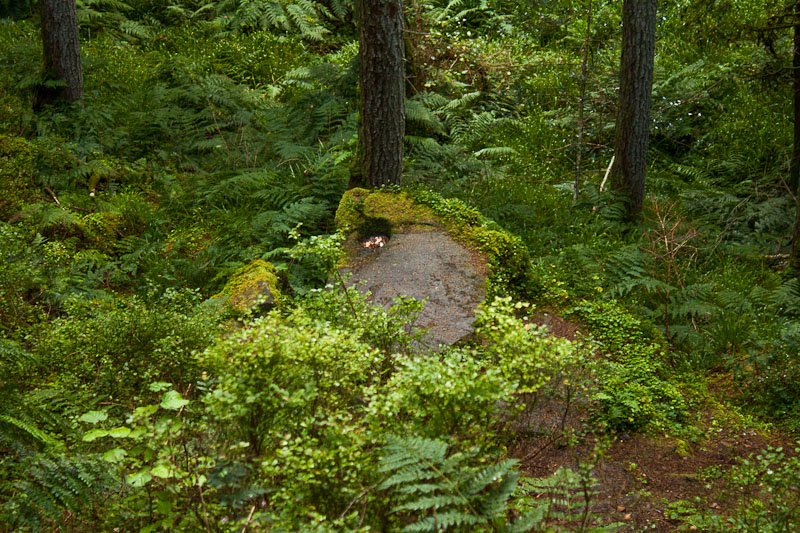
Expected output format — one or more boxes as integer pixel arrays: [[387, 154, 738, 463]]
[[362, 235, 388, 250]]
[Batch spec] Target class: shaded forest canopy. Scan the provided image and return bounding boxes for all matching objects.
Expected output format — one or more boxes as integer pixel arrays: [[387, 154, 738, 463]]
[[1, 0, 800, 531]]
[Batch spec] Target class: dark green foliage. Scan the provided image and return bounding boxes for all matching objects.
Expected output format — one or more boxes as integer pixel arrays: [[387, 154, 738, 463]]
[[34, 289, 218, 399], [215, 0, 354, 41], [570, 301, 687, 431], [1, 453, 112, 531], [1, 0, 799, 529]]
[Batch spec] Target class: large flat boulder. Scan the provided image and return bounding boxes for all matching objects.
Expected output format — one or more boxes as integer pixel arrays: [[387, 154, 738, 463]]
[[345, 230, 486, 348], [335, 188, 529, 348]]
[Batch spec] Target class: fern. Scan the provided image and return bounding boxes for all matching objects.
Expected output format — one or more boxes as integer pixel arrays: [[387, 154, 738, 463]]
[[513, 466, 618, 532], [769, 278, 800, 317], [406, 97, 446, 135], [380, 435, 519, 532], [2, 454, 112, 531], [603, 244, 665, 298], [215, 0, 352, 40], [474, 146, 518, 159]]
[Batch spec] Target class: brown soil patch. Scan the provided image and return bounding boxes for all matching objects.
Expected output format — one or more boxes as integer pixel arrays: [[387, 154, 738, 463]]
[[512, 422, 783, 531], [508, 315, 796, 531], [527, 310, 583, 341]]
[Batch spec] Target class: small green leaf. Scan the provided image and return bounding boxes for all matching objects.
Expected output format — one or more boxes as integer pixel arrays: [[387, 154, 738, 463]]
[[149, 382, 171, 392], [133, 404, 159, 418], [103, 447, 127, 463], [127, 471, 152, 487], [151, 464, 173, 478], [108, 426, 132, 438], [80, 411, 108, 424], [83, 429, 109, 442], [160, 390, 189, 411], [156, 497, 172, 514]]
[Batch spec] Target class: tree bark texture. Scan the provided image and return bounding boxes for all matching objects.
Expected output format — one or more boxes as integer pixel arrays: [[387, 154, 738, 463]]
[[34, 0, 83, 109], [358, 0, 405, 188], [791, 4, 800, 272], [611, 0, 656, 220], [791, 1, 800, 193], [792, 196, 800, 272]]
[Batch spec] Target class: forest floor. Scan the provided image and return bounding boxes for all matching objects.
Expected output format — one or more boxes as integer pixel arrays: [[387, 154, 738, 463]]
[[512, 313, 796, 531]]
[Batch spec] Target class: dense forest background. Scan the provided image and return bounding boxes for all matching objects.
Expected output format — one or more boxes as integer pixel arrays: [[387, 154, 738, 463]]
[[2, 0, 800, 530]]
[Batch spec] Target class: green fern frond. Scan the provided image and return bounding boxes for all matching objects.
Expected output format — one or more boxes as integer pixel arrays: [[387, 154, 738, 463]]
[[119, 19, 153, 40], [380, 435, 519, 532], [474, 146, 518, 159], [771, 279, 800, 316], [0, 414, 57, 448], [216, 0, 347, 40], [406, 99, 446, 135], [5, 454, 112, 531]]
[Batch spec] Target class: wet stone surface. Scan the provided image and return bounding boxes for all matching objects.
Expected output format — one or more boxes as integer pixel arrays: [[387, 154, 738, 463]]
[[344, 231, 486, 349]]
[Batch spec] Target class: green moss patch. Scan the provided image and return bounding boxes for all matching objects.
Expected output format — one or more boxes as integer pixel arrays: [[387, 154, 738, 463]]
[[211, 260, 283, 315], [335, 187, 532, 298], [335, 188, 439, 237]]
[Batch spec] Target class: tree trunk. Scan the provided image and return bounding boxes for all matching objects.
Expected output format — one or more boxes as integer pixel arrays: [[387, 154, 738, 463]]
[[792, 197, 800, 271], [34, 0, 83, 110], [791, 3, 800, 272], [574, 0, 593, 205], [611, 0, 656, 220], [358, 0, 405, 188], [791, 1, 800, 193]]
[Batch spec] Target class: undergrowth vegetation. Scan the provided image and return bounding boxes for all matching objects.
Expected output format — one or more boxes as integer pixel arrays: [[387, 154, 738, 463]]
[[2, 0, 799, 530]]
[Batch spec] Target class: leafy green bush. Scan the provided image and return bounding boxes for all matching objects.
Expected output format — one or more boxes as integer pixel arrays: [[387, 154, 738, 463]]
[[200, 308, 382, 524], [78, 384, 213, 531], [571, 300, 687, 431], [475, 297, 577, 395], [34, 289, 218, 399], [301, 281, 425, 354], [370, 349, 514, 440]]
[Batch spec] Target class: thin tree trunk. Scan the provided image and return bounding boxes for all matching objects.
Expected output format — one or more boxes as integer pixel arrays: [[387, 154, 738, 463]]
[[611, 0, 656, 220], [792, 1, 800, 193], [358, 0, 405, 188], [574, 0, 593, 205], [791, 3, 800, 272], [34, 0, 83, 110]]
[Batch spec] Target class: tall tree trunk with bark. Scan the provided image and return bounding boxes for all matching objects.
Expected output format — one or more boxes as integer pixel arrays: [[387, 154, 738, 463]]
[[357, 0, 405, 188], [791, 2, 800, 193], [33, 0, 83, 110], [611, 0, 656, 220], [574, 0, 593, 205], [791, 2, 800, 271]]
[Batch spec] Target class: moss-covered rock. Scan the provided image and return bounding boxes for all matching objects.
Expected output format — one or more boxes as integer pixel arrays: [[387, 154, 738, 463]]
[[334, 187, 532, 298], [335, 188, 438, 237], [211, 260, 282, 315]]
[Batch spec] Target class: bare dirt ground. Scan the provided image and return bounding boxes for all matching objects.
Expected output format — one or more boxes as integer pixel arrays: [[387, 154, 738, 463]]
[[512, 313, 796, 531]]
